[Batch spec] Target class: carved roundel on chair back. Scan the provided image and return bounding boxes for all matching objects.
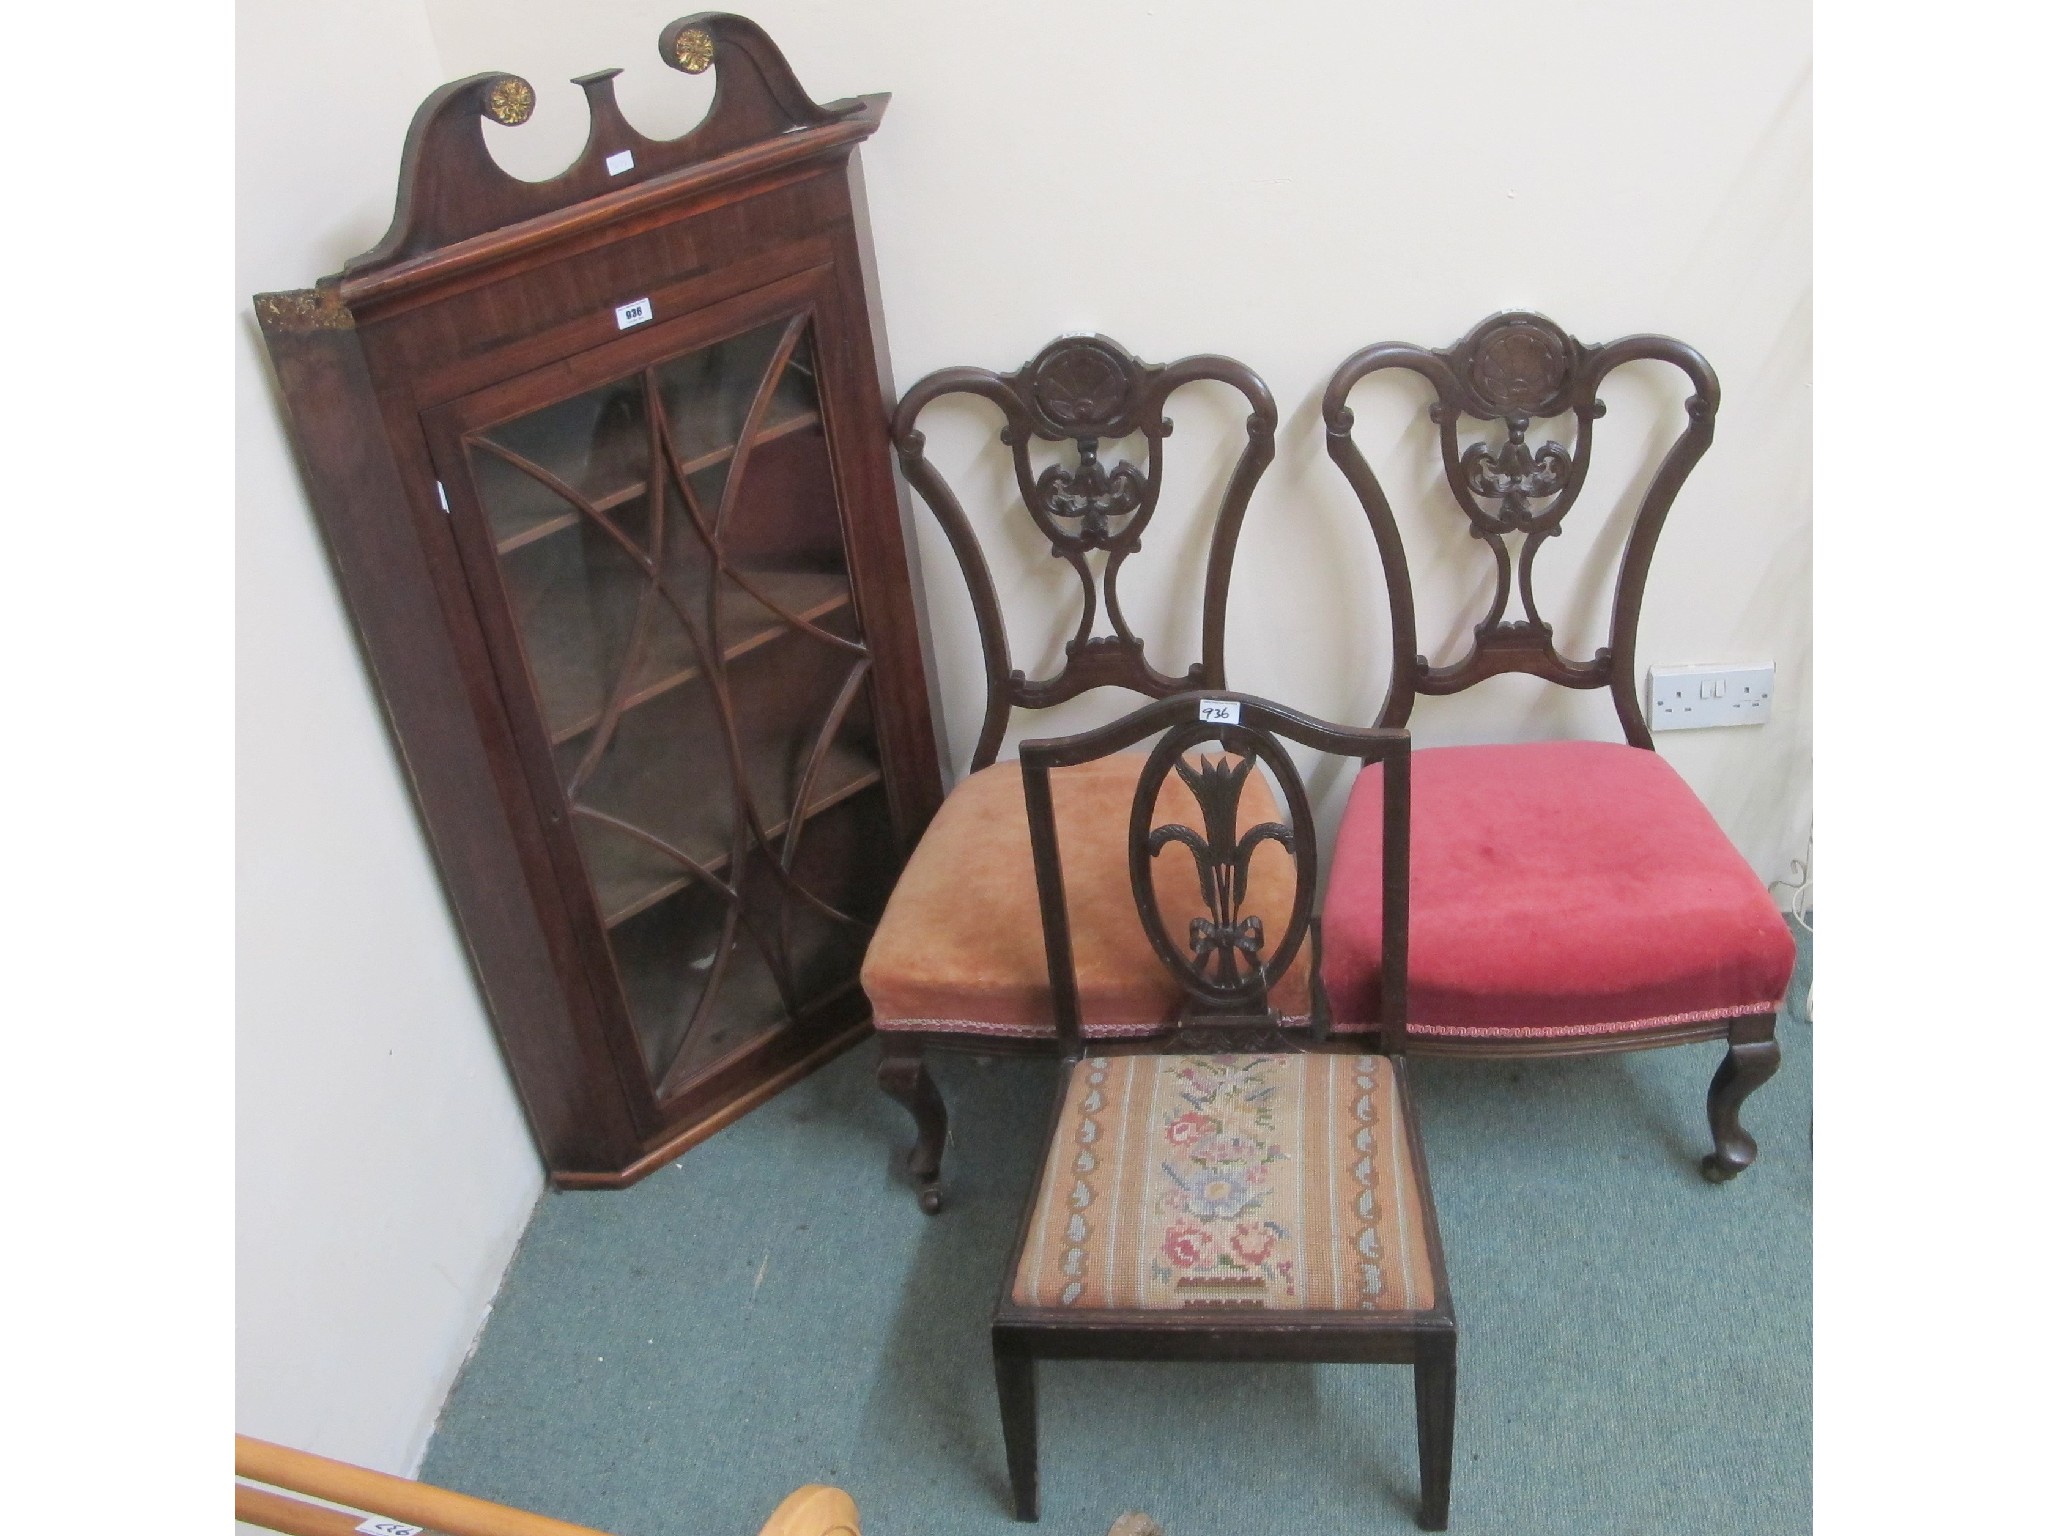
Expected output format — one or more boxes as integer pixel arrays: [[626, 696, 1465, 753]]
[[1460, 313, 1578, 419], [1128, 719, 1317, 1016], [1015, 335, 1149, 440]]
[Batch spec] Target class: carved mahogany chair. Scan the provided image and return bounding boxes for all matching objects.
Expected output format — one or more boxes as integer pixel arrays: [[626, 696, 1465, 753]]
[[861, 336, 1278, 1211], [1318, 311, 1795, 1181], [994, 691, 1454, 1529]]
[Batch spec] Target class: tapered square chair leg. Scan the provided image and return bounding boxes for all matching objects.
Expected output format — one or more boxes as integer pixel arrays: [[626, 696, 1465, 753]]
[[992, 1337, 1038, 1520], [1414, 1348, 1456, 1530]]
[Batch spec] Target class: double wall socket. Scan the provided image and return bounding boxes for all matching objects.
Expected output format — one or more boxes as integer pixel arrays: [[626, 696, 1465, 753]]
[[1647, 662, 1773, 730]]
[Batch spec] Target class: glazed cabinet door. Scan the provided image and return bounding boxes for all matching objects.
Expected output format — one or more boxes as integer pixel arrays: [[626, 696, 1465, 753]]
[[425, 278, 899, 1125]]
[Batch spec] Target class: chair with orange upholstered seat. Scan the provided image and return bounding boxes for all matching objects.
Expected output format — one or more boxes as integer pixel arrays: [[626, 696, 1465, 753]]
[[1317, 311, 1795, 1182], [863, 335, 1278, 1211]]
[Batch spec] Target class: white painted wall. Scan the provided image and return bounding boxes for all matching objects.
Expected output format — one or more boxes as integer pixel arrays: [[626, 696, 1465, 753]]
[[235, 0, 1809, 1478], [236, 0, 544, 1478], [419, 0, 1813, 887]]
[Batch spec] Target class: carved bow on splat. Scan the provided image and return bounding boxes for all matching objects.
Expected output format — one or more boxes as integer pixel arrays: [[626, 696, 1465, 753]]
[[1186, 911, 1266, 983], [1147, 751, 1295, 993]]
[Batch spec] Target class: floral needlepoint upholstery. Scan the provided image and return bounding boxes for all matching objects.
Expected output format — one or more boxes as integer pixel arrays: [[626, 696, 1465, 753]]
[[1011, 1054, 1434, 1311], [862, 756, 1309, 1040]]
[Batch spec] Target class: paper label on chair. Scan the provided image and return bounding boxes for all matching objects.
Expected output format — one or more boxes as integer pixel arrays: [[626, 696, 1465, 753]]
[[354, 1520, 424, 1536], [614, 297, 653, 329], [1198, 698, 1240, 725], [605, 148, 635, 176]]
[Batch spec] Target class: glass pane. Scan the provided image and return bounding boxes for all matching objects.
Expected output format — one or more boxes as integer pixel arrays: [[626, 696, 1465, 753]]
[[463, 317, 893, 1092]]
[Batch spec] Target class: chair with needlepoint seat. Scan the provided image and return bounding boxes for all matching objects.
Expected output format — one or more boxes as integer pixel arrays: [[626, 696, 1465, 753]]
[[1317, 311, 1795, 1181], [860, 335, 1278, 1212], [993, 691, 1454, 1530]]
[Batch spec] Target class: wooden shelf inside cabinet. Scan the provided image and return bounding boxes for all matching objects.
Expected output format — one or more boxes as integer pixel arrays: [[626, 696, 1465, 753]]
[[577, 740, 882, 928], [609, 777, 893, 1097], [486, 404, 822, 557], [665, 975, 862, 1098], [252, 13, 945, 1188], [617, 923, 865, 1103], [516, 565, 854, 747]]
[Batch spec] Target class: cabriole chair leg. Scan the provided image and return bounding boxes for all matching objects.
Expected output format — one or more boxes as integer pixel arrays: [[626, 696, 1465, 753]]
[[1701, 1018, 1782, 1183], [1413, 1347, 1456, 1531], [876, 1038, 948, 1212]]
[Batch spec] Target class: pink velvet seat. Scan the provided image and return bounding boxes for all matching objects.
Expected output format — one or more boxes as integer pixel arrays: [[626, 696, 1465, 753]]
[[1322, 741, 1794, 1041]]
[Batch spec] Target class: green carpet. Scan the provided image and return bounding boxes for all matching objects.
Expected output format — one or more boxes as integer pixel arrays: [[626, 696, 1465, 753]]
[[423, 925, 1810, 1535]]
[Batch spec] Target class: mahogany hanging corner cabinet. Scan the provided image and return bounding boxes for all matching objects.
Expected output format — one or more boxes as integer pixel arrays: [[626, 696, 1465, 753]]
[[253, 13, 946, 1186]]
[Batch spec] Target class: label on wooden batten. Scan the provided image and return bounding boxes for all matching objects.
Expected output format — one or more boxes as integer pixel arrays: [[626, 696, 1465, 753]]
[[605, 148, 635, 176], [615, 297, 653, 329], [354, 1520, 424, 1536], [1198, 698, 1240, 725]]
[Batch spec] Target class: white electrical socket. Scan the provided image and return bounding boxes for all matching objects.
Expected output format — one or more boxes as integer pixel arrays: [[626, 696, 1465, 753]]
[[1647, 662, 1773, 730]]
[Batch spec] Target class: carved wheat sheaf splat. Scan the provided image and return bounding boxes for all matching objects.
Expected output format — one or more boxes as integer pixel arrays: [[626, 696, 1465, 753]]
[[465, 317, 874, 1091], [1323, 310, 1721, 748], [1019, 693, 1409, 1058], [1149, 753, 1290, 987], [1128, 720, 1317, 1039], [892, 336, 1278, 770]]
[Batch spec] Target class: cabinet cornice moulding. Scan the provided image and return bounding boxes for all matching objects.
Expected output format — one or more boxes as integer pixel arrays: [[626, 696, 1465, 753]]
[[336, 11, 885, 318]]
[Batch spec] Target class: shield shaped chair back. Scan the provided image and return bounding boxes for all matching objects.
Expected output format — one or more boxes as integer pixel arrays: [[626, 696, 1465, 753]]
[[1018, 692, 1411, 1056]]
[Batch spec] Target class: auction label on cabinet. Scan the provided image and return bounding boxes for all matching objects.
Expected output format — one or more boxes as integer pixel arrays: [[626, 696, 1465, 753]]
[[615, 297, 653, 329]]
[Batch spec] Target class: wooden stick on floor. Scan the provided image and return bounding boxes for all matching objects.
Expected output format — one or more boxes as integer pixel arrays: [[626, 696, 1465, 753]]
[[237, 1437, 614, 1536], [235, 1435, 861, 1536]]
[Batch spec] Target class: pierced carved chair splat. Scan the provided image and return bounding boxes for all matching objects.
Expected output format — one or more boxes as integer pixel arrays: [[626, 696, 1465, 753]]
[[1319, 311, 1794, 1182], [863, 335, 1279, 1211], [993, 692, 1454, 1531]]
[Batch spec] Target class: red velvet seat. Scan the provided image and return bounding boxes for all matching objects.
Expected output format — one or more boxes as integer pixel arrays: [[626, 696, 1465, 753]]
[[1319, 311, 1792, 1180], [1323, 741, 1794, 1041]]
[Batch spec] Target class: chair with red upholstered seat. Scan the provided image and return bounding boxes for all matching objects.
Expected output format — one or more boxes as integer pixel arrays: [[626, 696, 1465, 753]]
[[863, 335, 1278, 1211], [1318, 311, 1794, 1181]]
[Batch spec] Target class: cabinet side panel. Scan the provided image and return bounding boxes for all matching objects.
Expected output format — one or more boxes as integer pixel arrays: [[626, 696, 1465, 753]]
[[256, 303, 640, 1173], [816, 174, 946, 852], [843, 145, 953, 803]]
